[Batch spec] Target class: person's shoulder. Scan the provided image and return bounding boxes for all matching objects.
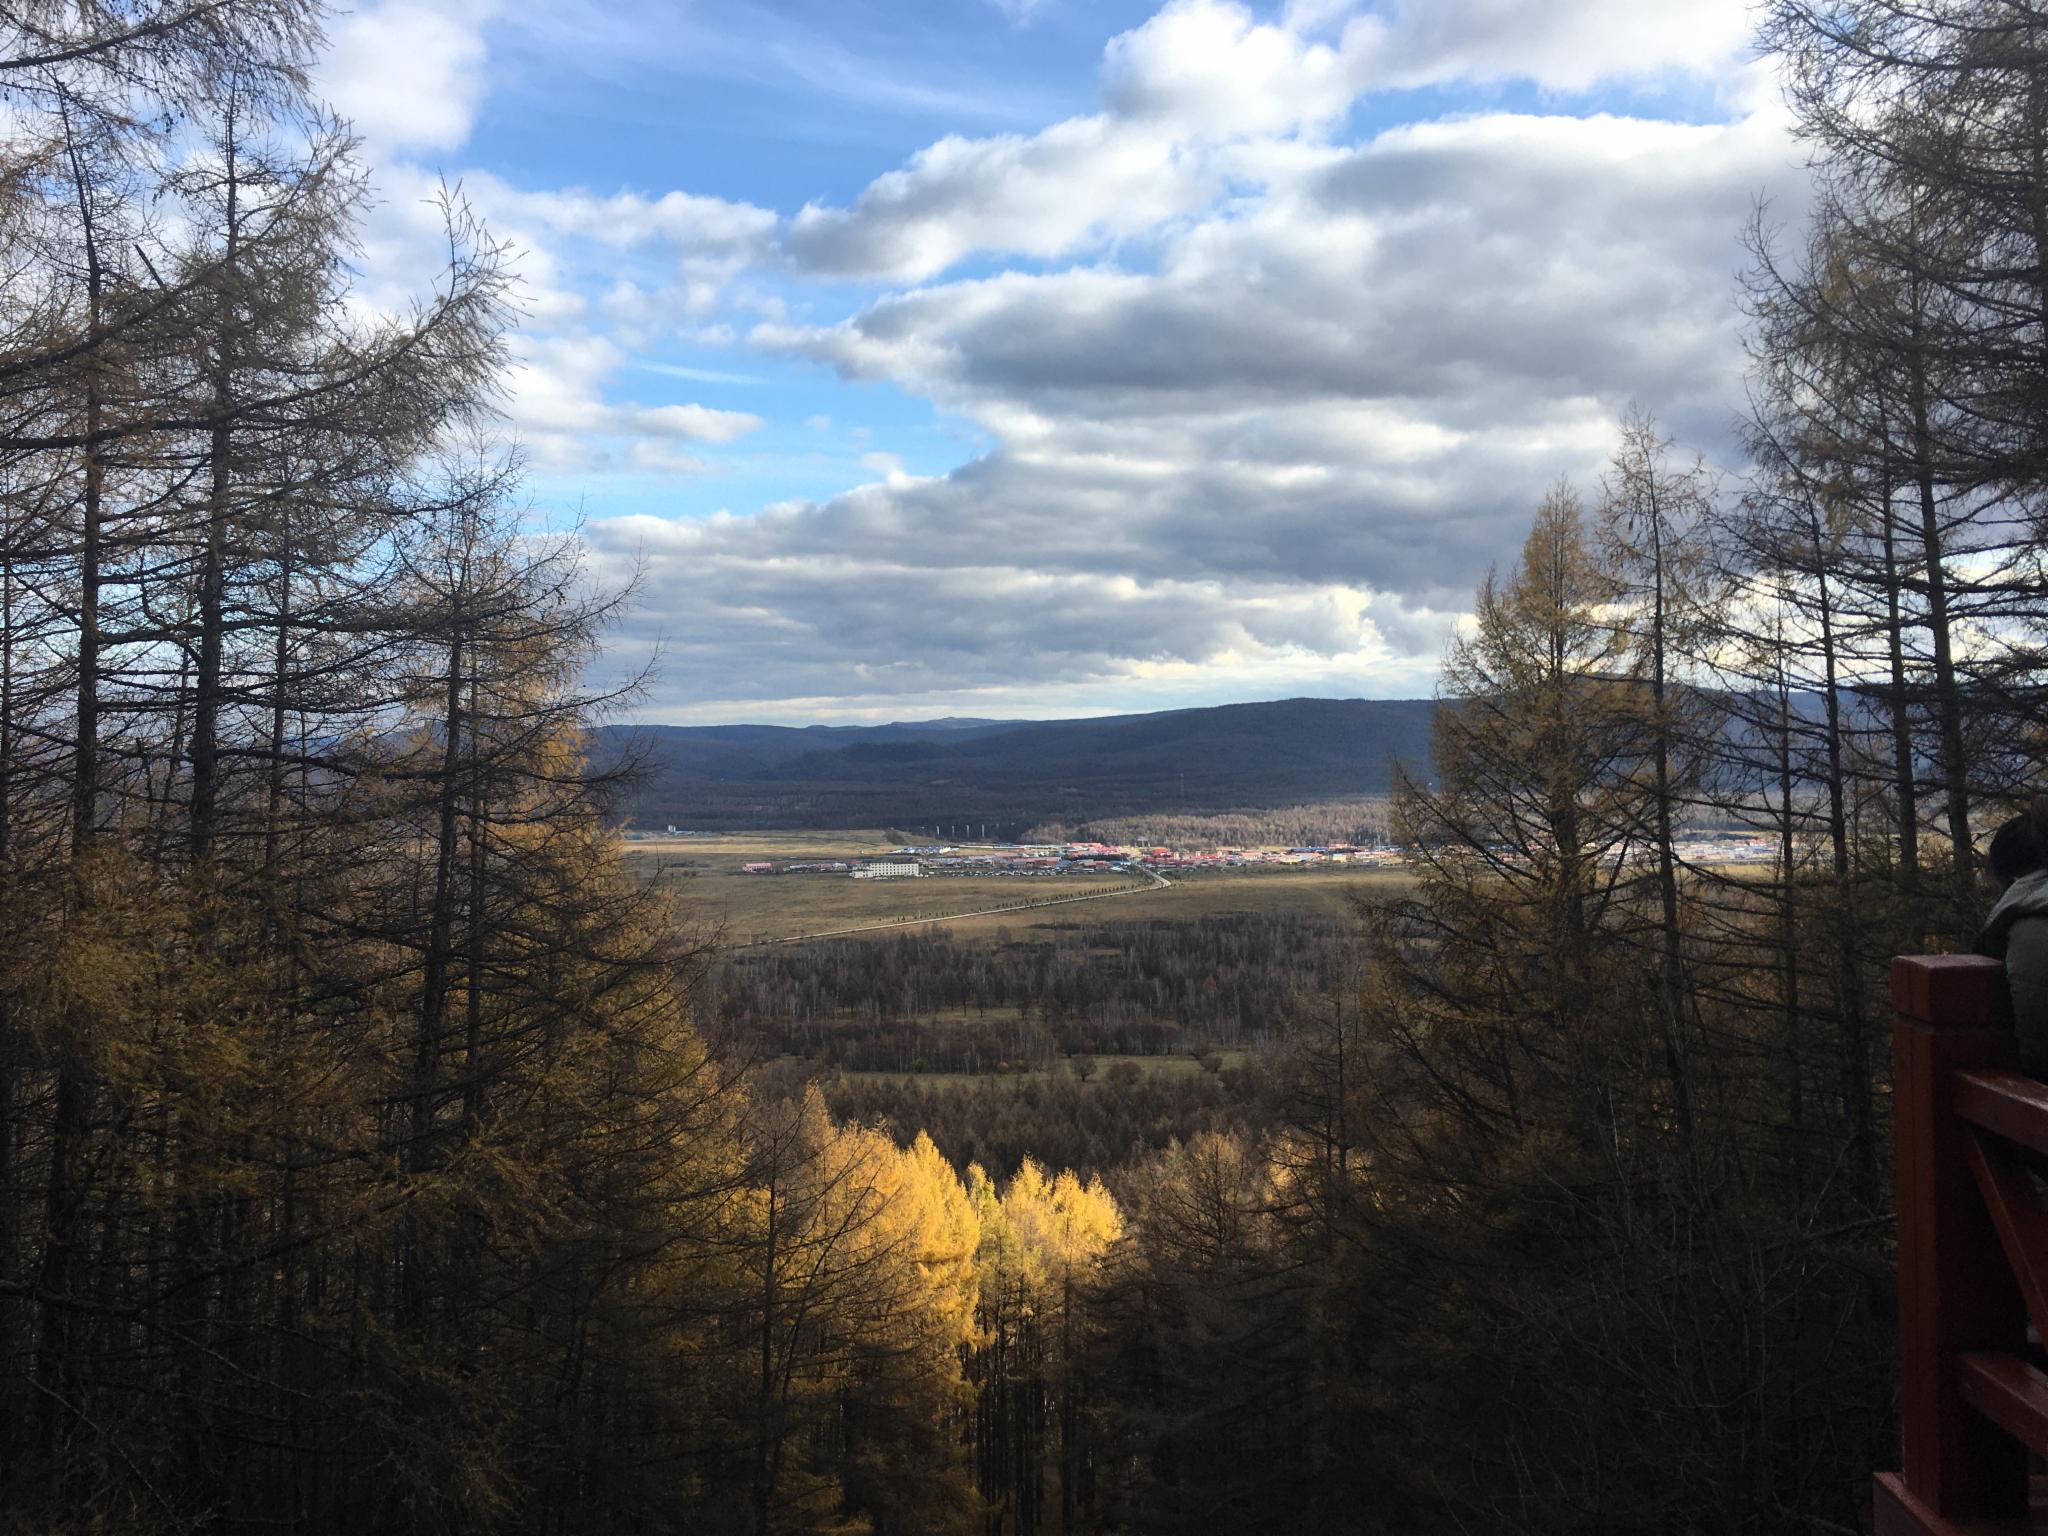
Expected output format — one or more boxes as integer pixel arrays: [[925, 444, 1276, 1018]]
[[2009, 912, 2048, 968]]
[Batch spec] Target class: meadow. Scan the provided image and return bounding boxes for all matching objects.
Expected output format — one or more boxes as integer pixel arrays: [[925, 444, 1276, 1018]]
[[624, 829, 1415, 945]]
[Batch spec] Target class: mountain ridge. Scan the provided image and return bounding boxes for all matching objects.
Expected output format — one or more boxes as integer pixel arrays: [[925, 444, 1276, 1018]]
[[600, 696, 1439, 833]]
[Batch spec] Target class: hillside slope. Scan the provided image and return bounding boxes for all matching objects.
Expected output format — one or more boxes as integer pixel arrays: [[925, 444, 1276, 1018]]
[[603, 697, 1437, 832]]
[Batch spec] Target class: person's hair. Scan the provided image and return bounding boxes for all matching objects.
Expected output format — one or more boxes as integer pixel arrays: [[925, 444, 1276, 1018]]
[[1987, 796, 2048, 884]]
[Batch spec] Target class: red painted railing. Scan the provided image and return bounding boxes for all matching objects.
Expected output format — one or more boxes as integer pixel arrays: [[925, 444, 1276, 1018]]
[[1878, 954, 2048, 1535]]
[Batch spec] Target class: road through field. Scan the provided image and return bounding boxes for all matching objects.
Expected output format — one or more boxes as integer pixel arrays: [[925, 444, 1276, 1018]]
[[730, 864, 1176, 948]]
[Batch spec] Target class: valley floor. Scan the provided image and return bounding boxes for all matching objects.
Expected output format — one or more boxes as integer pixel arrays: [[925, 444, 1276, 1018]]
[[626, 829, 1415, 944]]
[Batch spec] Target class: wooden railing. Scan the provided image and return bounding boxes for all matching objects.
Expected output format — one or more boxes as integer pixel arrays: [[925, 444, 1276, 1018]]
[[1879, 954, 2048, 1534]]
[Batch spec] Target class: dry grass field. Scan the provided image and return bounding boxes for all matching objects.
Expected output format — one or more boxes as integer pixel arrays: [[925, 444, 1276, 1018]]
[[623, 830, 1416, 944], [943, 866, 1414, 937], [624, 831, 1147, 944], [626, 829, 904, 861]]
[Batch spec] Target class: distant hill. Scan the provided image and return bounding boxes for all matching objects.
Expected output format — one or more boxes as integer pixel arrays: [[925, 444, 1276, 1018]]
[[598, 697, 1438, 834]]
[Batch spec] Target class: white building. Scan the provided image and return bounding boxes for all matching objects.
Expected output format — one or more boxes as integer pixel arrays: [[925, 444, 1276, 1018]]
[[853, 860, 924, 880]]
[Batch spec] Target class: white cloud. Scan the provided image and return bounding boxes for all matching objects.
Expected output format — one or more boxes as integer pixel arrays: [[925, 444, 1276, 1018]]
[[617, 102, 1799, 707], [627, 442, 710, 475], [505, 334, 762, 473], [780, 0, 1767, 286], [770, 109, 1793, 437], [1283, 0, 1362, 37], [324, 0, 1801, 712], [788, 116, 1205, 282], [320, 1, 495, 155], [1102, 0, 1355, 138], [584, 510, 1434, 716], [632, 360, 768, 386], [785, 0, 1354, 282], [1340, 0, 1757, 96], [471, 177, 777, 262], [633, 403, 763, 444]]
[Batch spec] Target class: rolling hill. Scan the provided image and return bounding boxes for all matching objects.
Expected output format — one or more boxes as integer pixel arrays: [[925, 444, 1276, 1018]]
[[599, 697, 1438, 834]]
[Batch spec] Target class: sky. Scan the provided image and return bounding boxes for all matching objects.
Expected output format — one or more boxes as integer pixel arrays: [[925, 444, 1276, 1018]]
[[316, 0, 1808, 724]]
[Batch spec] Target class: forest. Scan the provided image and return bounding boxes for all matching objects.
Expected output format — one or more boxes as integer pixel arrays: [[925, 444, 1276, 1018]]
[[710, 911, 1359, 1070], [615, 701, 1437, 836], [5, 1, 2048, 1534], [1023, 801, 1396, 852]]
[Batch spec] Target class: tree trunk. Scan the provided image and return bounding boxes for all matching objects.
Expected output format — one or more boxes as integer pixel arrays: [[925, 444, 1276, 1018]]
[[190, 129, 239, 865], [1879, 477, 1919, 884], [1906, 317, 1972, 910]]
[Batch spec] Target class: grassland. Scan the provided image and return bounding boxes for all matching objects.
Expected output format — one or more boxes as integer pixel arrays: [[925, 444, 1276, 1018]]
[[943, 866, 1411, 937], [625, 830, 1149, 945], [624, 830, 1416, 944]]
